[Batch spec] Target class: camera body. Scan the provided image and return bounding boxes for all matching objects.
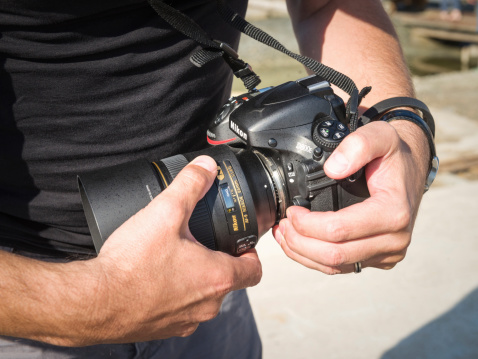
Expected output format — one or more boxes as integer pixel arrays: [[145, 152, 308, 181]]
[[207, 74, 369, 219], [78, 75, 369, 256]]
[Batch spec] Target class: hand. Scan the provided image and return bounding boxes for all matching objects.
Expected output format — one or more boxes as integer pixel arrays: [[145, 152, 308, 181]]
[[78, 156, 262, 345], [272, 121, 429, 274]]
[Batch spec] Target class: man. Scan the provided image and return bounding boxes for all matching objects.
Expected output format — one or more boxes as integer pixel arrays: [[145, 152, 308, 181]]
[[0, 0, 431, 357]]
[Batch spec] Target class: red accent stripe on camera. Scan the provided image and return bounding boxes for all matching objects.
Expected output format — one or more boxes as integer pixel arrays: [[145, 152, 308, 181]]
[[207, 136, 237, 145]]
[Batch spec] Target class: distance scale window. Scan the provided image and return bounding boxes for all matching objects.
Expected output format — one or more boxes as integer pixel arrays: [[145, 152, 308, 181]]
[[217, 161, 250, 234], [220, 183, 236, 213]]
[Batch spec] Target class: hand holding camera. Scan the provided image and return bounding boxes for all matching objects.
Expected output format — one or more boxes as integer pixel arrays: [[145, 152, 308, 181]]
[[79, 75, 369, 256], [274, 119, 431, 274], [79, 74, 434, 276], [87, 156, 261, 344]]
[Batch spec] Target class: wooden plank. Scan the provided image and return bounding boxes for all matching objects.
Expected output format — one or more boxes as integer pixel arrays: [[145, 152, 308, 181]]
[[393, 10, 477, 34], [439, 154, 478, 173], [412, 27, 478, 43]]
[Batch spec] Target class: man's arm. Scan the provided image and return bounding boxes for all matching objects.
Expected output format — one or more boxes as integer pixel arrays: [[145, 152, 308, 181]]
[[274, 0, 430, 273], [0, 156, 262, 346]]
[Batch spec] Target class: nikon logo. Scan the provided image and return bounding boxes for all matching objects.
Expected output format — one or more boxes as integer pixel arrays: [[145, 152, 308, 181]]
[[230, 121, 248, 141], [207, 130, 216, 139]]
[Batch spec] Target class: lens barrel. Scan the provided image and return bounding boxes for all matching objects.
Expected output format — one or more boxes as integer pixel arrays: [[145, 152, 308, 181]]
[[78, 145, 278, 255]]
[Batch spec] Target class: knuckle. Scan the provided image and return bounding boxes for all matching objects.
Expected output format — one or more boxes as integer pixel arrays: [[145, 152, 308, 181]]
[[390, 233, 412, 253], [196, 305, 221, 323], [392, 207, 412, 231], [211, 269, 234, 298], [179, 166, 210, 189], [393, 249, 408, 263], [206, 305, 221, 322], [346, 131, 370, 155], [178, 324, 199, 338], [249, 261, 263, 287], [379, 263, 397, 271], [284, 230, 301, 252], [323, 246, 346, 267], [322, 266, 341, 276], [323, 219, 347, 242]]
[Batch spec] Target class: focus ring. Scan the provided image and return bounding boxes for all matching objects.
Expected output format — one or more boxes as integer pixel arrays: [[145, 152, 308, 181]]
[[160, 155, 216, 250]]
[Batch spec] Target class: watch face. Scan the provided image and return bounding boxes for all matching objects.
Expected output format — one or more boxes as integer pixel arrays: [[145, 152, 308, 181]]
[[425, 156, 439, 192]]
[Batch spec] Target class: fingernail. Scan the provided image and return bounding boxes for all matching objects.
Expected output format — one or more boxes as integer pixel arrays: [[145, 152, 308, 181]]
[[279, 221, 285, 234], [286, 207, 292, 219], [191, 156, 217, 173], [275, 230, 284, 245], [325, 151, 349, 175]]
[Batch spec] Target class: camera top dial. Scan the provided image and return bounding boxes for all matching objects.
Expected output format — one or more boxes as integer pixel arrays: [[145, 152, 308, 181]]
[[312, 117, 350, 152]]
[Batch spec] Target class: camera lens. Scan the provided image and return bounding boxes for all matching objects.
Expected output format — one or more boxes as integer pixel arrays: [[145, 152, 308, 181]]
[[78, 145, 279, 255]]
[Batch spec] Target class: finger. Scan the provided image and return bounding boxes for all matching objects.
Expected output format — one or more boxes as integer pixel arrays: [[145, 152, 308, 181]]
[[324, 121, 399, 180], [274, 226, 408, 274], [211, 248, 263, 293], [286, 191, 412, 242], [279, 218, 410, 268], [112, 156, 217, 244], [338, 250, 408, 273], [163, 155, 217, 212], [149, 156, 217, 227], [367, 250, 407, 270], [273, 227, 342, 275]]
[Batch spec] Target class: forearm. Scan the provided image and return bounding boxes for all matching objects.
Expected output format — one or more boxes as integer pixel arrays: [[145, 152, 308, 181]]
[[0, 251, 104, 346], [287, 0, 414, 107], [288, 0, 429, 185]]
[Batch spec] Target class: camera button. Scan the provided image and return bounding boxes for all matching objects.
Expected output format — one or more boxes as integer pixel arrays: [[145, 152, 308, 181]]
[[332, 132, 345, 140], [336, 123, 347, 131], [319, 128, 330, 138]]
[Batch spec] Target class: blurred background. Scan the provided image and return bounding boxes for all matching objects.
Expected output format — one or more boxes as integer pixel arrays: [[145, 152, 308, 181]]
[[236, 1, 478, 358]]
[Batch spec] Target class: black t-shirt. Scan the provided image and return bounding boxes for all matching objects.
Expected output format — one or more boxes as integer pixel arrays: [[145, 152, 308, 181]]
[[0, 0, 247, 254]]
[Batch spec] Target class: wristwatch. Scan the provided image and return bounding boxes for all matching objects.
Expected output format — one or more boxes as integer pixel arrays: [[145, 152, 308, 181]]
[[361, 97, 439, 193]]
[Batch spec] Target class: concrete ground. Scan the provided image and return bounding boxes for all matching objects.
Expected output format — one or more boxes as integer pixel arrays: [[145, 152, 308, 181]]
[[249, 160, 478, 359], [240, 5, 478, 359]]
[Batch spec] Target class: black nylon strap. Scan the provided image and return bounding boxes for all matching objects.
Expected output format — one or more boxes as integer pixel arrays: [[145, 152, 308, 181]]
[[147, 0, 217, 49], [147, 0, 261, 91], [361, 97, 435, 137], [147, 0, 369, 125], [214, 0, 359, 97]]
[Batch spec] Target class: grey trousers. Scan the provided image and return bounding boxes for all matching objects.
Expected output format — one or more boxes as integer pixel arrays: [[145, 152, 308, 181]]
[[0, 248, 262, 359]]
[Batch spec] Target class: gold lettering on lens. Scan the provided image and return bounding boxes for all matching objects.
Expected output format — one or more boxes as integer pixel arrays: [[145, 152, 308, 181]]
[[223, 161, 249, 231], [232, 215, 239, 232], [217, 166, 225, 181]]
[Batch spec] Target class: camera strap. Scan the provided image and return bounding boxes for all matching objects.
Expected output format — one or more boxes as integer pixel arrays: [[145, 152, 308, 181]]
[[146, 0, 371, 129]]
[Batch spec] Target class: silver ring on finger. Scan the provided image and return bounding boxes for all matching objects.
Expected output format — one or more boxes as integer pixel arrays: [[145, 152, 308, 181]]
[[354, 262, 362, 274]]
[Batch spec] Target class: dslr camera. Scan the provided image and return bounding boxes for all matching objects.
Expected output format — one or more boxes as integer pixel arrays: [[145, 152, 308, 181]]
[[79, 75, 369, 255]]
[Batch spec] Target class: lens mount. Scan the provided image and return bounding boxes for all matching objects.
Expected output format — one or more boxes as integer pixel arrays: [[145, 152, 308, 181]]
[[253, 151, 288, 221]]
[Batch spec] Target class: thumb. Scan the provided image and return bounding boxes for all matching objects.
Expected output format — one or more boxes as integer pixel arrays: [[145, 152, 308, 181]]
[[324, 121, 399, 179], [101, 156, 217, 253], [157, 155, 217, 224]]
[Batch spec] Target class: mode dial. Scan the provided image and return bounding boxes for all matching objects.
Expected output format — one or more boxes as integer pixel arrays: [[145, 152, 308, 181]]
[[312, 118, 350, 152]]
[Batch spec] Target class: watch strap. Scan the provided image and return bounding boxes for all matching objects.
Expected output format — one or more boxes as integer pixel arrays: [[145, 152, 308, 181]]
[[361, 97, 435, 137]]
